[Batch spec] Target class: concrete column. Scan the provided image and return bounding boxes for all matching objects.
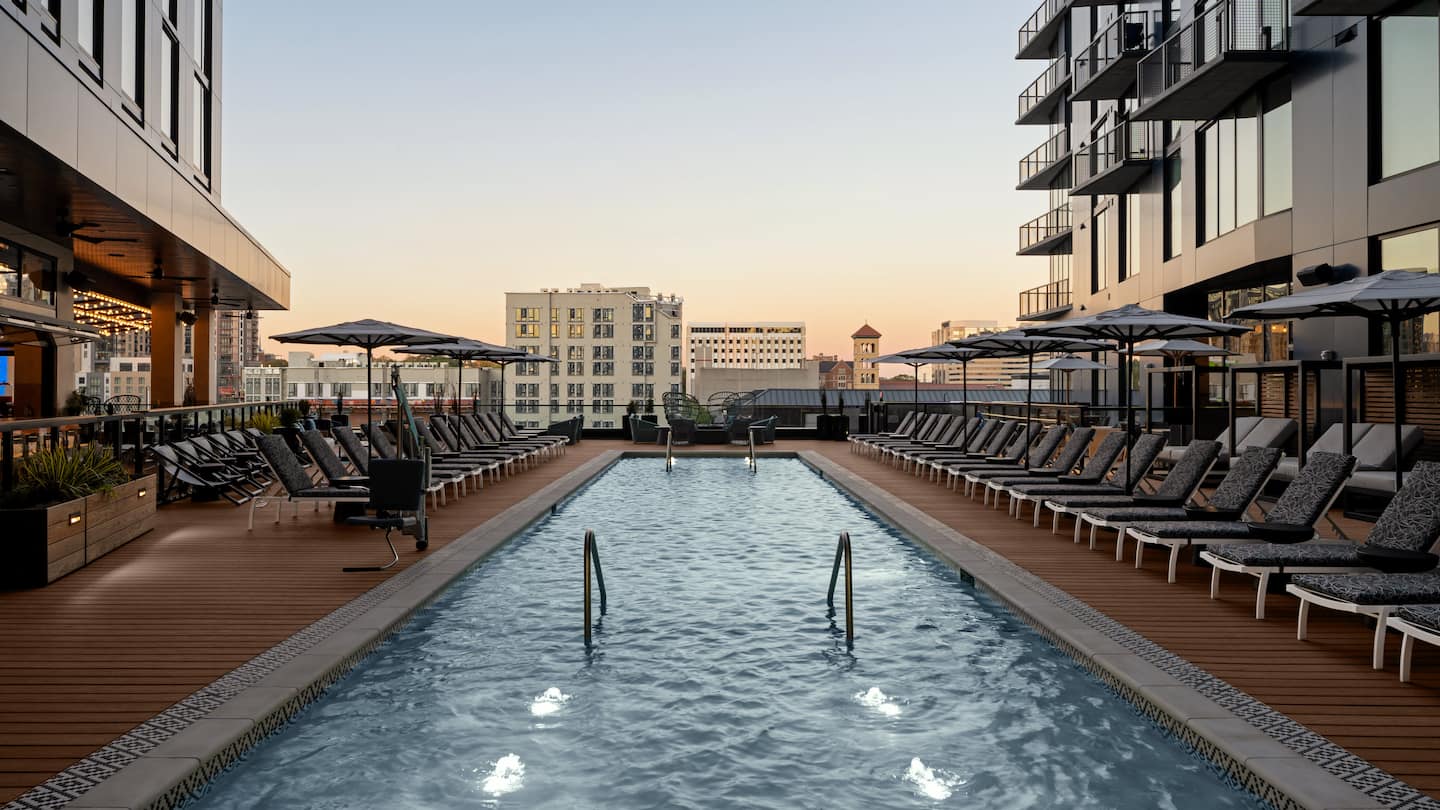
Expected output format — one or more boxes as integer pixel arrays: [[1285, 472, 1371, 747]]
[[149, 293, 186, 408], [192, 308, 217, 404]]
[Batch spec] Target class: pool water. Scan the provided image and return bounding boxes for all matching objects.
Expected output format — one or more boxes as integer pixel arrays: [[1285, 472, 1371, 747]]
[[191, 458, 1266, 809]]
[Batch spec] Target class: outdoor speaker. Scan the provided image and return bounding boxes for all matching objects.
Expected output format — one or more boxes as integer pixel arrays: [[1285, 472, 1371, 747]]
[[1297, 263, 1357, 286]]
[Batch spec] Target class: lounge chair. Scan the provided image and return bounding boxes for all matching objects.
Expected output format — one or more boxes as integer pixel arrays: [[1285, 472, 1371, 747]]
[[873, 415, 956, 459], [630, 414, 661, 443], [848, 412, 922, 451], [1388, 605, 1440, 682], [415, 418, 508, 480], [1153, 416, 1264, 467], [1203, 461, 1440, 619], [151, 443, 256, 505], [456, 414, 546, 464], [1341, 423, 1426, 496], [363, 425, 469, 503], [933, 424, 1062, 487], [249, 434, 370, 530], [332, 424, 451, 504], [985, 430, 1129, 510], [1126, 451, 1356, 584], [858, 414, 950, 457], [901, 419, 1002, 474], [883, 417, 973, 468], [1073, 446, 1281, 559], [964, 426, 1096, 498], [300, 429, 370, 489], [1007, 434, 1168, 523], [1040, 440, 1221, 537], [488, 412, 569, 450]]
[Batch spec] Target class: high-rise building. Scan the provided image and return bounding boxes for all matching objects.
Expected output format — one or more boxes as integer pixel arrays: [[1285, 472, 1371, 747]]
[[504, 285, 684, 429], [215, 311, 261, 402], [688, 322, 806, 372], [1010, 2, 1440, 420], [926, 319, 1027, 386], [0, 2, 288, 416], [851, 324, 881, 389]]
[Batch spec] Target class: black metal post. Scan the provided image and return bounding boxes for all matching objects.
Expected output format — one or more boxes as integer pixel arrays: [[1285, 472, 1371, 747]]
[[1391, 312, 1405, 493]]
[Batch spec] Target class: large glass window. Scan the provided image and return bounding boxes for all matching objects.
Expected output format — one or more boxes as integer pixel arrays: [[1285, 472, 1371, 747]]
[[160, 31, 178, 142], [192, 75, 209, 173], [120, 0, 142, 105], [1379, 226, 1440, 353], [1206, 282, 1293, 402], [77, 0, 101, 63], [1092, 203, 1113, 293], [1164, 155, 1182, 259], [1201, 100, 1264, 242], [1262, 86, 1293, 215], [193, 0, 210, 74], [1124, 194, 1141, 282], [0, 240, 57, 307], [1379, 4, 1440, 179]]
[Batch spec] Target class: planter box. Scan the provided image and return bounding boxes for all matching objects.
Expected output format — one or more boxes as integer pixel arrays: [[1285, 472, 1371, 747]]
[[1, 474, 157, 588]]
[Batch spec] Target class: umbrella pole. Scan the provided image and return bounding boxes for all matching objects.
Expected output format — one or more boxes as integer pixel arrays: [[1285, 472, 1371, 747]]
[[1123, 339, 1134, 493], [456, 360, 462, 416], [500, 363, 506, 417], [913, 363, 920, 417], [962, 360, 970, 450], [1025, 350, 1034, 444], [1392, 313, 1405, 493], [365, 346, 374, 464]]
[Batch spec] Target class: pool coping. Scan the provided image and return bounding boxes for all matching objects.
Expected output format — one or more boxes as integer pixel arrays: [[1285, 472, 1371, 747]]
[[18, 448, 1408, 810], [799, 450, 1403, 810]]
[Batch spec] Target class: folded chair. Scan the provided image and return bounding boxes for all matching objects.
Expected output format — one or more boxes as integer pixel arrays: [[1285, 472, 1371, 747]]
[[1041, 440, 1221, 538], [1203, 461, 1440, 619], [1127, 451, 1356, 583], [1008, 434, 1168, 523], [249, 434, 370, 529], [985, 430, 1129, 510], [965, 426, 1095, 498], [1074, 446, 1280, 560]]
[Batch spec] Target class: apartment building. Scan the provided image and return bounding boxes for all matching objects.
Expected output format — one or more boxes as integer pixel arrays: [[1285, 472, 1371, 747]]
[[1, 1, 288, 416], [504, 285, 684, 429], [925, 319, 1029, 385], [241, 352, 494, 409], [1011, 0, 1440, 422], [688, 322, 806, 371]]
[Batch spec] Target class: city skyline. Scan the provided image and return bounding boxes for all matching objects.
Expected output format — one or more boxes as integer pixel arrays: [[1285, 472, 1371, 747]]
[[218, 2, 1042, 360]]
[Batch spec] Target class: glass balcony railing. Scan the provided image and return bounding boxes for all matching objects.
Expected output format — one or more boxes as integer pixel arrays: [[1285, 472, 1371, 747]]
[[1073, 121, 1155, 195], [1018, 0, 1072, 59], [1293, 0, 1393, 14], [1018, 129, 1072, 190], [1018, 204, 1072, 255], [1073, 11, 1158, 100], [1136, 0, 1289, 119], [1018, 57, 1071, 124], [1018, 278, 1073, 321]]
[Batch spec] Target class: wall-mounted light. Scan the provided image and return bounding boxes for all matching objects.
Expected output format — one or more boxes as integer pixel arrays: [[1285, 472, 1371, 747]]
[[137, 487, 148, 499], [68, 512, 83, 525]]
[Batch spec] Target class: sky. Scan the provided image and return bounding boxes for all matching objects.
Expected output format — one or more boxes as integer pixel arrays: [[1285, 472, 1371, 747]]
[[221, 1, 1046, 359]]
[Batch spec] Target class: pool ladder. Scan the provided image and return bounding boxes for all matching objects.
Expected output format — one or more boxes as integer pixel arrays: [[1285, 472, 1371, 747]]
[[827, 531, 854, 646], [665, 430, 675, 472], [584, 529, 608, 645], [745, 427, 757, 473]]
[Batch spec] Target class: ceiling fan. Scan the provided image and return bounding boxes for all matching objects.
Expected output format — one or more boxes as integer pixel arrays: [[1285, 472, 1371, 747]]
[[58, 214, 139, 245], [144, 261, 206, 283]]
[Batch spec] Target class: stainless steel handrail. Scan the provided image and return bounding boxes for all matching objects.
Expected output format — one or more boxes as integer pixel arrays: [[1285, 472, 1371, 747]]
[[827, 531, 855, 646], [747, 427, 758, 473], [583, 529, 608, 645], [665, 429, 675, 472]]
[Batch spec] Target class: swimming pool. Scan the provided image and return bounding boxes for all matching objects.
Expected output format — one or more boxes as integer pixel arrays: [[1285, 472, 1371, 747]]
[[190, 458, 1265, 808]]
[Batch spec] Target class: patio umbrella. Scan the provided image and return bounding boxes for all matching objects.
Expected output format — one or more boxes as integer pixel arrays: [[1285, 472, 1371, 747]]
[[1025, 304, 1251, 492], [270, 319, 459, 461], [951, 330, 1105, 450], [399, 338, 526, 415], [489, 350, 558, 419], [1133, 338, 1236, 428], [876, 343, 990, 449], [1034, 354, 1112, 405], [1230, 269, 1440, 493]]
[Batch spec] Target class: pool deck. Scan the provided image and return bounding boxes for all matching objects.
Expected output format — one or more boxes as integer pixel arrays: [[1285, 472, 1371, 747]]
[[2, 438, 1439, 808]]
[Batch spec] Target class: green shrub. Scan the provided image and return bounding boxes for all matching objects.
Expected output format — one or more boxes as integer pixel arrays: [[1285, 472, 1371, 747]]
[[246, 412, 282, 433], [278, 406, 304, 427], [5, 444, 128, 508]]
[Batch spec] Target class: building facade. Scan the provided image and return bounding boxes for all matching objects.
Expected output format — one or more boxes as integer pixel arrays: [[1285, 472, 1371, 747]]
[[688, 322, 805, 372], [925, 319, 1028, 385], [851, 324, 881, 389], [1011, 0, 1440, 427], [504, 284, 684, 429], [241, 352, 494, 411], [0, 0, 287, 417], [214, 310, 259, 401]]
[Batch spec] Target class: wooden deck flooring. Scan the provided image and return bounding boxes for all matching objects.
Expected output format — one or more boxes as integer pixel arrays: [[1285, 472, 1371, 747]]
[[2, 439, 1439, 803]]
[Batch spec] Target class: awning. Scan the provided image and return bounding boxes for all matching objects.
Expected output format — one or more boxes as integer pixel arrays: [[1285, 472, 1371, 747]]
[[0, 306, 103, 345]]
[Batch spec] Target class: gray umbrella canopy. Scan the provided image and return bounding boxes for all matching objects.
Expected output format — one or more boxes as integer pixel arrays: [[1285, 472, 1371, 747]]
[[399, 338, 528, 413], [1132, 338, 1236, 361], [1231, 269, 1440, 492], [951, 330, 1105, 441], [877, 343, 991, 447], [1036, 354, 1112, 407], [1024, 306, 1249, 491], [270, 319, 461, 458]]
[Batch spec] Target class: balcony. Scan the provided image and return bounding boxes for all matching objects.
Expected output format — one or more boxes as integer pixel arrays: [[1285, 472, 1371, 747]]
[[1018, 129, 1072, 191], [1018, 0, 1071, 60], [1018, 58, 1072, 125], [1018, 204, 1073, 256], [1134, 0, 1290, 121], [1018, 278, 1073, 321], [1293, 0, 1401, 13], [1073, 11, 1158, 101], [1072, 121, 1156, 196]]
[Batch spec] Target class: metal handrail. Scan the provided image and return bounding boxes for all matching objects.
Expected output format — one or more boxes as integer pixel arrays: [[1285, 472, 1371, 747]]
[[1073, 10, 1157, 94], [1138, 0, 1289, 110], [1018, 203, 1072, 252], [1017, 56, 1070, 121], [827, 531, 854, 646], [583, 529, 608, 645], [1018, 128, 1071, 187], [1018, 277, 1072, 320], [1074, 120, 1154, 187], [665, 428, 675, 472], [747, 427, 757, 472], [1018, 0, 1070, 56]]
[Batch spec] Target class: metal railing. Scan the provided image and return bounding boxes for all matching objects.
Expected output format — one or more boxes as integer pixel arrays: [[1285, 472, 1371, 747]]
[[1019, 278, 1072, 320], [1018, 129, 1071, 188], [1018, 56, 1070, 121], [827, 531, 855, 646], [1138, 0, 1289, 110], [1018, 0, 1071, 57], [1074, 121, 1155, 188], [583, 529, 608, 645], [1019, 204, 1072, 253], [665, 428, 675, 472], [1073, 11, 1158, 96], [746, 427, 758, 472]]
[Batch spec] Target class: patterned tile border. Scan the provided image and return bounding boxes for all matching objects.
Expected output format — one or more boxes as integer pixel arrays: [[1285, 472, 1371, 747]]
[[5, 450, 626, 810], [802, 450, 1429, 810]]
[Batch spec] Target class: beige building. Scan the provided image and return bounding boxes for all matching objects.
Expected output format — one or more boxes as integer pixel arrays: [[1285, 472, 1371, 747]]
[[690, 363, 821, 407], [926, 319, 1028, 386], [505, 284, 684, 429], [688, 322, 806, 373], [851, 324, 881, 389], [242, 352, 494, 411]]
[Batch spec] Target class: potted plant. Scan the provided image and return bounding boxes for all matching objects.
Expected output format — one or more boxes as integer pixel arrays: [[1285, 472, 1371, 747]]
[[246, 412, 282, 433], [63, 389, 88, 416], [0, 444, 156, 588]]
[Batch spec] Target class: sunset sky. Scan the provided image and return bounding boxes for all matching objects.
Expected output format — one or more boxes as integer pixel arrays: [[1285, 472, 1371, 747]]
[[221, 2, 1045, 360]]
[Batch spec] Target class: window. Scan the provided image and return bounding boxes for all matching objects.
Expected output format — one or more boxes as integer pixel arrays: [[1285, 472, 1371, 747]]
[[120, 0, 143, 106], [1262, 85, 1292, 215], [1092, 203, 1112, 294], [633, 303, 654, 322], [593, 362, 614, 376], [670, 324, 681, 339], [566, 361, 584, 376], [1206, 283, 1293, 401], [632, 345, 653, 360], [593, 324, 614, 339], [568, 324, 584, 338], [1124, 194, 1141, 282], [568, 307, 584, 321], [159, 30, 178, 142], [515, 323, 538, 338], [670, 362, 681, 377], [592, 345, 613, 360], [633, 324, 654, 341], [77, 0, 102, 65], [1379, 226, 1440, 354], [514, 307, 540, 321], [567, 345, 584, 361], [1164, 155, 1182, 259], [632, 383, 654, 400], [670, 345, 680, 360], [632, 362, 653, 376], [192, 75, 210, 174], [592, 383, 614, 397], [567, 383, 584, 397], [1378, 4, 1440, 179], [0, 240, 56, 307], [593, 307, 614, 322], [193, 0, 210, 75]]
